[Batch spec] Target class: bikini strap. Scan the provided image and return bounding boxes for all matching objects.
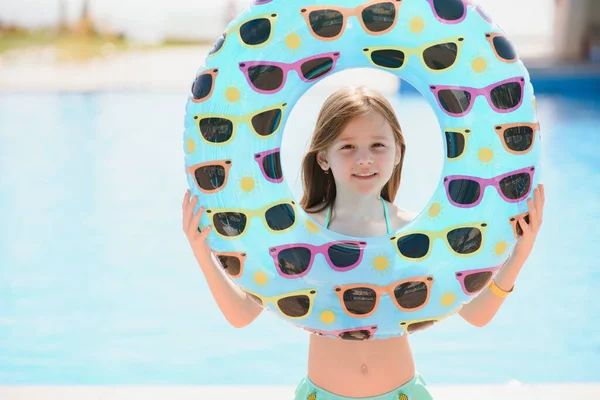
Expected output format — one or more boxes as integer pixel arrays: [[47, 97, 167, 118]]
[[381, 197, 392, 235], [324, 203, 332, 228]]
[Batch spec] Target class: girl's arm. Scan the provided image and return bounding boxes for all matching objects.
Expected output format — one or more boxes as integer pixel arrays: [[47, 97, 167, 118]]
[[193, 247, 263, 329], [183, 190, 263, 329], [459, 184, 545, 327]]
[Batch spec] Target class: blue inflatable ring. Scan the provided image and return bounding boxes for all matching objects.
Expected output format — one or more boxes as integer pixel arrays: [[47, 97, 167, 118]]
[[183, 0, 541, 339]]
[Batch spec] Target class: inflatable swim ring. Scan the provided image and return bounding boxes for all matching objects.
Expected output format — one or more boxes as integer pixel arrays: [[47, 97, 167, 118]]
[[183, 0, 541, 339]]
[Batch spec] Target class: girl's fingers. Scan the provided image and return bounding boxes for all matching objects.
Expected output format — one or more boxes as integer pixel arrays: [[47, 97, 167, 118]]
[[540, 183, 546, 206], [527, 197, 538, 228], [188, 204, 205, 236], [534, 187, 543, 226], [183, 193, 199, 231], [198, 225, 212, 242], [182, 189, 191, 213], [519, 216, 533, 236]]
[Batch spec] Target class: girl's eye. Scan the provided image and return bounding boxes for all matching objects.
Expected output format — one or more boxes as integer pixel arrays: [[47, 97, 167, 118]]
[[373, 143, 385, 147], [341, 144, 352, 149]]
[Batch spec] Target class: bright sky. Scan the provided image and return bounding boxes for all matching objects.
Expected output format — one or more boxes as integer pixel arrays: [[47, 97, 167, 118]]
[[1, 0, 554, 40]]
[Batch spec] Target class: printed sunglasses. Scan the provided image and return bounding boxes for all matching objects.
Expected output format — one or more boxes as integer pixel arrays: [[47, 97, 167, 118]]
[[187, 159, 232, 194], [443, 166, 535, 208], [455, 263, 503, 295], [244, 288, 317, 319], [205, 199, 297, 239], [390, 222, 488, 261], [485, 33, 518, 63], [363, 36, 465, 72], [300, 0, 403, 41], [304, 325, 379, 341], [444, 128, 472, 160], [269, 240, 368, 279], [238, 51, 341, 94], [214, 251, 247, 278], [194, 102, 288, 145], [509, 211, 530, 238], [399, 317, 439, 334], [334, 276, 434, 318], [208, 13, 279, 56], [425, 0, 491, 24], [254, 148, 283, 183], [190, 68, 219, 104], [430, 76, 525, 117]]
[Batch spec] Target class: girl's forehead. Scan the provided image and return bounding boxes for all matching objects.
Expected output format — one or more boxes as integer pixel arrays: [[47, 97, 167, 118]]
[[337, 114, 394, 141]]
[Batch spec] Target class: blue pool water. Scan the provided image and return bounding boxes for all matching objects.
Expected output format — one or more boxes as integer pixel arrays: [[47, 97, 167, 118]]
[[0, 88, 598, 385]]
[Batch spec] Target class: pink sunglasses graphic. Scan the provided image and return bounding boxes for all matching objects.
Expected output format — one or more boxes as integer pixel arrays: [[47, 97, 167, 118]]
[[252, 0, 273, 4], [303, 325, 379, 341], [426, 0, 492, 24], [269, 240, 367, 279], [430, 76, 525, 117], [253, 148, 283, 183], [238, 51, 341, 94], [444, 166, 535, 208], [455, 263, 504, 295]]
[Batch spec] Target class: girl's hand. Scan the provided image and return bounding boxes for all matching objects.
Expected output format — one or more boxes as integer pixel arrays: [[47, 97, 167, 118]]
[[513, 184, 545, 260], [182, 189, 213, 259]]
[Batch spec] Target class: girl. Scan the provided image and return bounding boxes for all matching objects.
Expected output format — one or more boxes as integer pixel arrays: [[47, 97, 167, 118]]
[[182, 86, 545, 399]]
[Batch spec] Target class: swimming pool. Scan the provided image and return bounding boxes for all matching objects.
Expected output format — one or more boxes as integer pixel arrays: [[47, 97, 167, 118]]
[[0, 84, 598, 385]]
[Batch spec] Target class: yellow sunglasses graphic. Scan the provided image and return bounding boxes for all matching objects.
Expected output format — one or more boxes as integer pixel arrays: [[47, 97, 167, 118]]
[[389, 222, 488, 261], [205, 199, 297, 239], [363, 36, 465, 72], [194, 102, 288, 146], [244, 288, 318, 320]]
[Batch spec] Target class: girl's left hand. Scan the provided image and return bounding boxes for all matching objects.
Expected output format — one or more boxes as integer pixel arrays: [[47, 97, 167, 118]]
[[513, 183, 545, 259]]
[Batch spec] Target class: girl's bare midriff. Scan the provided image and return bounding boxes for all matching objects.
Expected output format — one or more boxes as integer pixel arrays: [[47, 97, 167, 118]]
[[308, 334, 415, 397], [305, 201, 417, 397]]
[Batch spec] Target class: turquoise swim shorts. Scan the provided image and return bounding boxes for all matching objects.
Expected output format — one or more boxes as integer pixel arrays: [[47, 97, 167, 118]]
[[294, 374, 433, 400]]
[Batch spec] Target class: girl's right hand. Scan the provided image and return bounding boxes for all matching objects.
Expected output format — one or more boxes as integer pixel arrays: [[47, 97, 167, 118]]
[[182, 189, 213, 259]]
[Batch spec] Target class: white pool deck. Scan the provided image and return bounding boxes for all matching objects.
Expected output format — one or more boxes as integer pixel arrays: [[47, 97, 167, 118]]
[[1, 384, 600, 399]]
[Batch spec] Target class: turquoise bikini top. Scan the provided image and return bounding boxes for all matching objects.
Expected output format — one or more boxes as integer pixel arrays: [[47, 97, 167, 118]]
[[324, 197, 392, 235]]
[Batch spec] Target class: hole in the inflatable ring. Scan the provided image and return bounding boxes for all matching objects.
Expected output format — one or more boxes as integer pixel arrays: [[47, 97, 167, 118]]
[[281, 68, 443, 238]]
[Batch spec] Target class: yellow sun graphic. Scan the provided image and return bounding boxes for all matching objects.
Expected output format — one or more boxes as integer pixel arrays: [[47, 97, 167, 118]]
[[441, 292, 456, 306], [235, 171, 259, 196], [302, 217, 322, 237], [185, 137, 196, 155], [284, 33, 303, 56], [471, 55, 488, 74], [397, 15, 426, 39], [426, 198, 445, 222], [475, 143, 495, 167], [320, 309, 337, 325], [307, 389, 318, 400], [224, 86, 241, 103], [370, 251, 393, 276], [493, 240, 508, 257]]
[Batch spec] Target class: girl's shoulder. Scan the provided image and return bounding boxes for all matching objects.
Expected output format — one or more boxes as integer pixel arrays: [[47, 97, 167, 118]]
[[304, 203, 328, 227], [384, 200, 417, 231]]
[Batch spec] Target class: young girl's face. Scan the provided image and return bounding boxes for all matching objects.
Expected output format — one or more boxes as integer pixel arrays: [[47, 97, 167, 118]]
[[318, 111, 401, 196]]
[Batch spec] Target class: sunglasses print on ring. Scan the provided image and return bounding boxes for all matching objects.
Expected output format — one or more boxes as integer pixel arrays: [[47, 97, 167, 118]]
[[425, 0, 491, 24], [214, 251, 247, 278], [208, 13, 279, 57], [363, 36, 465, 72], [390, 222, 488, 261], [430, 76, 525, 117], [187, 159, 232, 194], [205, 199, 297, 239], [194, 102, 288, 146], [444, 166, 535, 208], [238, 52, 341, 94], [269, 240, 368, 279], [300, 0, 403, 41], [334, 275, 434, 318], [304, 325, 379, 341], [244, 288, 318, 319], [190, 68, 219, 104], [455, 263, 504, 296], [254, 148, 283, 183], [445, 123, 539, 160], [485, 33, 518, 63]]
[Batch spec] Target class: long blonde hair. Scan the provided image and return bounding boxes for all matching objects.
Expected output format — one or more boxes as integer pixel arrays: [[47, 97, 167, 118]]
[[299, 86, 406, 213]]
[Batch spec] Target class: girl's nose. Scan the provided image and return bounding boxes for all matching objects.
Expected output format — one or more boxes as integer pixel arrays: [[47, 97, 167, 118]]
[[356, 149, 374, 165]]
